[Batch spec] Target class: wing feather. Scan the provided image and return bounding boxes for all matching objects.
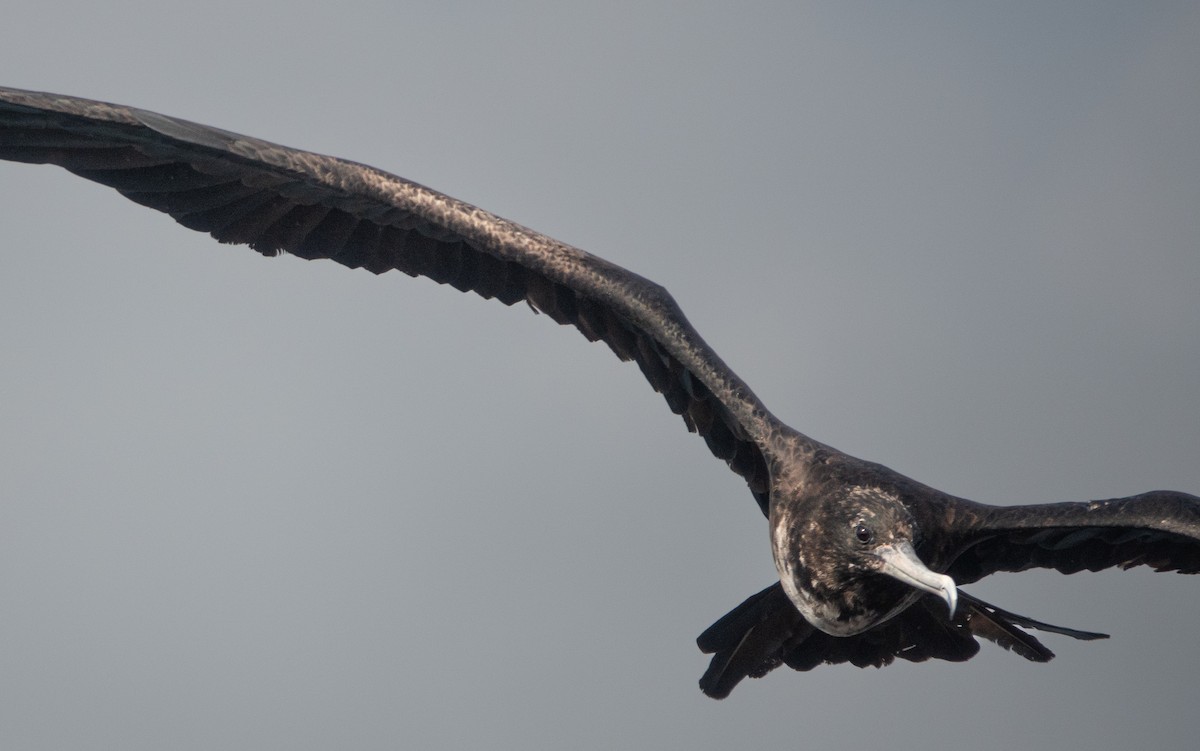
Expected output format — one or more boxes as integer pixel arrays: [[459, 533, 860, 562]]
[[944, 490, 1200, 584], [0, 86, 806, 507]]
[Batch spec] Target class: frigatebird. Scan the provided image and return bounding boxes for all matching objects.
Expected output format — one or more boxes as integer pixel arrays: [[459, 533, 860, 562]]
[[1, 87, 1197, 699]]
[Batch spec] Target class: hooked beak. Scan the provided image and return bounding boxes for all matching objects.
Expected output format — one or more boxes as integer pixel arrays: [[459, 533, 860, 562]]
[[874, 541, 958, 617]]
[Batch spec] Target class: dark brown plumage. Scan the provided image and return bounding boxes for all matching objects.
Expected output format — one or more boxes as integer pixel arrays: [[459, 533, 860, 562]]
[[2, 86, 1197, 699]]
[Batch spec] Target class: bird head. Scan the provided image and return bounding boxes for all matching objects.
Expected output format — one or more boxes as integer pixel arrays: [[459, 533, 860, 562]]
[[771, 485, 958, 636]]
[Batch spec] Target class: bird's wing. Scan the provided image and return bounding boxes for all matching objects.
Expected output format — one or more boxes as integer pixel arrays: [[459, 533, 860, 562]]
[[940, 490, 1200, 585], [695, 584, 1105, 699], [0, 86, 809, 511]]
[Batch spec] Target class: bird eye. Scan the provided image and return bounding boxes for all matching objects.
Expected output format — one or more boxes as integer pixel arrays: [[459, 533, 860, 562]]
[[854, 524, 874, 544]]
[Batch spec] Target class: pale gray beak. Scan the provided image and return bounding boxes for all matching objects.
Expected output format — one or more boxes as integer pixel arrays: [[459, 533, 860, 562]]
[[875, 541, 958, 616]]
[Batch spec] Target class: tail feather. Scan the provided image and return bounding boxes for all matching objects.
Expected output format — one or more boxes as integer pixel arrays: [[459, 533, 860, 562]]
[[696, 584, 1109, 698], [960, 590, 1109, 642]]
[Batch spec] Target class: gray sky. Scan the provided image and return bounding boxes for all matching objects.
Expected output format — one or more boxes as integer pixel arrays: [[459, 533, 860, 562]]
[[2, 2, 1199, 749]]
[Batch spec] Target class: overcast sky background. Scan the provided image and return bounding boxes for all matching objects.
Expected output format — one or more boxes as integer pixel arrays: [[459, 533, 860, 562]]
[[2, 3, 1198, 749]]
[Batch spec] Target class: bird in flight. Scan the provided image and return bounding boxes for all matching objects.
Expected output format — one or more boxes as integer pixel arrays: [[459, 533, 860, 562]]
[[2, 86, 1197, 698]]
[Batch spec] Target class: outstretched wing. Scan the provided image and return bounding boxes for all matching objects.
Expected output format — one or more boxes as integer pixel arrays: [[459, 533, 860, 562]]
[[0, 86, 796, 510], [942, 490, 1200, 585]]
